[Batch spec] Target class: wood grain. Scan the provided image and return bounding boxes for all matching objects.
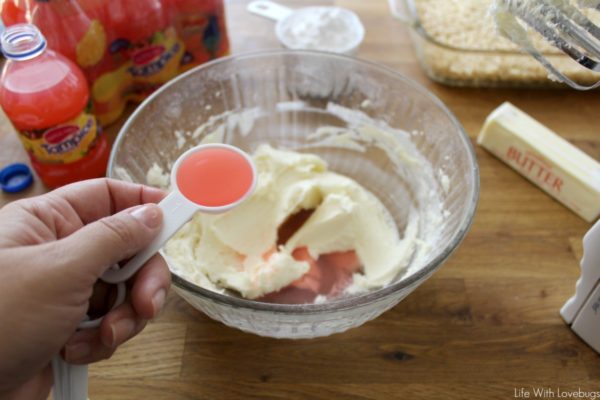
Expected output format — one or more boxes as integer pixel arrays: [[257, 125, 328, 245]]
[[0, 0, 597, 399]]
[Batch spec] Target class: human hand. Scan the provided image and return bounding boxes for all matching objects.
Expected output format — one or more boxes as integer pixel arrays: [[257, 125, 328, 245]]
[[0, 178, 171, 400]]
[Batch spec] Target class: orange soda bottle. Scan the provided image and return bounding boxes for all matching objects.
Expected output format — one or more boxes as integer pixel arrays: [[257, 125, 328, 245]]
[[165, 0, 230, 69], [31, 0, 107, 69], [101, 0, 184, 101], [0, 0, 31, 26], [0, 23, 109, 188], [104, 0, 167, 44], [77, 0, 108, 26], [85, 0, 174, 124]]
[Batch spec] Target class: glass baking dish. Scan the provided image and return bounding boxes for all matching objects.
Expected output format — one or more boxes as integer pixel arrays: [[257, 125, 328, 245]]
[[388, 0, 600, 88]]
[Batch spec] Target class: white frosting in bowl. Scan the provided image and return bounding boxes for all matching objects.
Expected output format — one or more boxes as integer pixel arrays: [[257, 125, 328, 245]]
[[142, 103, 450, 304], [164, 145, 419, 299]]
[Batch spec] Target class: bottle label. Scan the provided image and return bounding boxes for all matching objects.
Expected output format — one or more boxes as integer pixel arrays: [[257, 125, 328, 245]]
[[93, 27, 185, 125], [129, 43, 180, 76], [18, 111, 101, 164], [127, 27, 185, 100]]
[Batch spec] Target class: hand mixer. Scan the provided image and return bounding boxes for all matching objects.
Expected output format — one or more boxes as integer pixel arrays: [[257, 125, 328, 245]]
[[561, 219, 600, 354], [494, 0, 600, 90], [52, 144, 257, 400]]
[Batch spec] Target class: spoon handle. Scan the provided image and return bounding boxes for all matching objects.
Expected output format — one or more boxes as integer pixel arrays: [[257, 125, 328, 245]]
[[247, 1, 293, 21], [101, 191, 198, 284], [52, 356, 88, 400]]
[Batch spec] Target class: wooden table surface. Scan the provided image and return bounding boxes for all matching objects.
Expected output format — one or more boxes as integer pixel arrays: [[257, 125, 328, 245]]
[[1, 1, 599, 399]]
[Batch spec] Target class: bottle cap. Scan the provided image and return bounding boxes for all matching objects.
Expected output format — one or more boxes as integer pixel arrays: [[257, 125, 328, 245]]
[[0, 163, 34, 193]]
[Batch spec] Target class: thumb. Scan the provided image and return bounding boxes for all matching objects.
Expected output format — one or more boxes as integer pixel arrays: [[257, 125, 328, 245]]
[[57, 204, 163, 279]]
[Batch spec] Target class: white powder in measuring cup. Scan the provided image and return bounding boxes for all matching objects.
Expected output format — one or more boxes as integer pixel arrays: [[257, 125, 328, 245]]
[[277, 7, 364, 53]]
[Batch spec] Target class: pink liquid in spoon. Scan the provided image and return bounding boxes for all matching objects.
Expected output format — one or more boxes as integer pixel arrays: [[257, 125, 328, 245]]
[[176, 147, 254, 207]]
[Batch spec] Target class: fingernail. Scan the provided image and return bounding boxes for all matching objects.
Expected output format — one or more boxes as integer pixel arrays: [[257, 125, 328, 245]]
[[110, 318, 136, 347], [152, 289, 166, 316], [65, 343, 91, 362], [130, 205, 161, 229]]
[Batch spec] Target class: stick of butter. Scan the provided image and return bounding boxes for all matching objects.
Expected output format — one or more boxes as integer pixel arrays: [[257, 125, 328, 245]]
[[478, 102, 600, 222]]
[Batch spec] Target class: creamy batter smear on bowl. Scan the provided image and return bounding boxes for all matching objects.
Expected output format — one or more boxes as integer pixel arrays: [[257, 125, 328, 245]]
[[163, 145, 416, 304]]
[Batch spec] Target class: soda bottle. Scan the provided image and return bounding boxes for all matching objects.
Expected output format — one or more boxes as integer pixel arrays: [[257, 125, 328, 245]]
[[105, 0, 167, 44], [102, 0, 184, 101], [166, 0, 229, 70], [0, 0, 30, 26], [77, 0, 108, 26], [0, 23, 109, 188], [31, 0, 107, 68]]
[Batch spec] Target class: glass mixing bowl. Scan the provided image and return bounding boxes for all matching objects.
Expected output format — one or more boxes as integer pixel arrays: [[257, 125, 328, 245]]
[[108, 50, 479, 339]]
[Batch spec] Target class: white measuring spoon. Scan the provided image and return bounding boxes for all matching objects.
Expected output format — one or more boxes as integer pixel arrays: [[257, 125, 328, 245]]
[[52, 143, 257, 400], [247, 0, 293, 21], [247, 0, 365, 55], [102, 143, 257, 283]]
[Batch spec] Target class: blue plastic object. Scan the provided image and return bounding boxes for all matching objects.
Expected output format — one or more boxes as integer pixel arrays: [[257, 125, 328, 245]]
[[0, 163, 33, 193]]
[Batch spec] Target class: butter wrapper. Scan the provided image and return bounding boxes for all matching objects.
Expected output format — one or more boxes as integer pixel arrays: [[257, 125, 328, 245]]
[[478, 102, 600, 222]]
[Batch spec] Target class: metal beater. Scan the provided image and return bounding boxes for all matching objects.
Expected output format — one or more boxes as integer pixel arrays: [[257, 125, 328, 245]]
[[494, 0, 600, 90]]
